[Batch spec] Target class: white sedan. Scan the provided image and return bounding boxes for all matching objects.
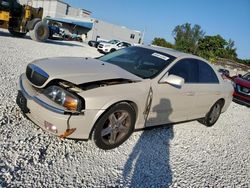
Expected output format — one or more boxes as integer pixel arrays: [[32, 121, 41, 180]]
[[97, 40, 131, 54], [16, 46, 233, 149]]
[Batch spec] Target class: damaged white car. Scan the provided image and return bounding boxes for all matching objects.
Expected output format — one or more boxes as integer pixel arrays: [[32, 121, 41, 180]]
[[16, 46, 233, 149]]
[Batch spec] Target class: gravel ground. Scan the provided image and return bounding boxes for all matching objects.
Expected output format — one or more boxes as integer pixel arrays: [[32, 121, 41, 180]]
[[0, 29, 249, 188]]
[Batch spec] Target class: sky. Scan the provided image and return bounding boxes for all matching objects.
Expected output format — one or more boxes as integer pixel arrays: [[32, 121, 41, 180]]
[[65, 0, 250, 59]]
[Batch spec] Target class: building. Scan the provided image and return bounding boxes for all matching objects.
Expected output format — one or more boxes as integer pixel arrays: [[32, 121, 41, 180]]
[[89, 19, 142, 44], [19, 0, 142, 44], [19, 0, 91, 18]]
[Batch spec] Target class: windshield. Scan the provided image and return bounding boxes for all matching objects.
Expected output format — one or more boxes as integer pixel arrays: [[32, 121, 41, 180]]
[[108, 40, 119, 44], [98, 47, 176, 79], [242, 72, 250, 81]]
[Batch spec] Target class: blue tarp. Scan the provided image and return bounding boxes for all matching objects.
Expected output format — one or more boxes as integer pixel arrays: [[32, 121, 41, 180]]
[[46, 17, 93, 29]]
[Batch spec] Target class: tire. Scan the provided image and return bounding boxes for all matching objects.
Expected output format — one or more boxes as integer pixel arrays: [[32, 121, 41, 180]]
[[198, 100, 223, 127], [29, 21, 49, 42], [93, 103, 136, 150], [26, 18, 41, 31], [110, 48, 116, 53], [94, 43, 99, 48], [8, 29, 26, 38]]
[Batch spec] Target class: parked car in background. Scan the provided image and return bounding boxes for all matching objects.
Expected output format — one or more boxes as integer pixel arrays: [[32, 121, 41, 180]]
[[218, 68, 230, 80], [89, 39, 119, 48], [16, 46, 233, 150], [98, 41, 131, 54], [232, 72, 250, 107]]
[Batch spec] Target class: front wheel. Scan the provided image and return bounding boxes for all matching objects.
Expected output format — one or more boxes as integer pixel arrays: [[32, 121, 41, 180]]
[[93, 103, 136, 150], [29, 21, 49, 42], [198, 100, 223, 127], [110, 48, 116, 53]]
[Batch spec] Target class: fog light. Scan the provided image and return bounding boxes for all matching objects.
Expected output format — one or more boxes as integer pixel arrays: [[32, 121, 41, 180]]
[[44, 121, 58, 133]]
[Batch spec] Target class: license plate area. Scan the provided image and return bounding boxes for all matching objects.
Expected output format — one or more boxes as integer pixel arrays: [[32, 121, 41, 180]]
[[16, 91, 30, 113]]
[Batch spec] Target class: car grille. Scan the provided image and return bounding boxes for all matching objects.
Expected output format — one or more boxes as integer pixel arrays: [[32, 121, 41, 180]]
[[236, 84, 250, 96], [98, 44, 103, 48], [26, 64, 49, 87]]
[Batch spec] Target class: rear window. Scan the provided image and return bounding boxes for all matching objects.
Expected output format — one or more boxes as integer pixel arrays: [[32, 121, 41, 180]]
[[198, 60, 219, 83]]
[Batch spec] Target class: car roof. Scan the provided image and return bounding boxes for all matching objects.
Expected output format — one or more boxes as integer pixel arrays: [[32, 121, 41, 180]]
[[141, 45, 203, 59]]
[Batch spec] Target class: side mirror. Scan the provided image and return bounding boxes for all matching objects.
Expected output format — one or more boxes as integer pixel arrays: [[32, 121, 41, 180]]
[[238, 74, 242, 78], [160, 74, 184, 88]]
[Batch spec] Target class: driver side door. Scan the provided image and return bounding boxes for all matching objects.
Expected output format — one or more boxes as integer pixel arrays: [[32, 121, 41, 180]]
[[146, 58, 199, 126]]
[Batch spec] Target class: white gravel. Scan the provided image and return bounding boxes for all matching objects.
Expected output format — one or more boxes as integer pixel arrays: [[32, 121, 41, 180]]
[[0, 29, 250, 188]]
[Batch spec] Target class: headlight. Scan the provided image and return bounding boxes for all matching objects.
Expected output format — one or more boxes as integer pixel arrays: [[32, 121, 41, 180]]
[[43, 86, 82, 112]]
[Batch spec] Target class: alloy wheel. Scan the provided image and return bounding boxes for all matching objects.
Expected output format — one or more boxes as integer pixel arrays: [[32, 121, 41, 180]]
[[101, 110, 131, 145], [208, 103, 221, 124]]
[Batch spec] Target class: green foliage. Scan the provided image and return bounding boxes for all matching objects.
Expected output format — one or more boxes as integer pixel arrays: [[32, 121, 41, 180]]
[[152, 23, 249, 66], [237, 58, 250, 65], [172, 23, 205, 54], [225, 39, 237, 59], [197, 35, 237, 60], [152, 38, 174, 48]]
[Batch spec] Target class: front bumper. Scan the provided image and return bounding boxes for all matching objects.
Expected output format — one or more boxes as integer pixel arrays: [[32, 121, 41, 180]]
[[17, 74, 104, 139], [233, 92, 250, 107], [97, 48, 108, 54]]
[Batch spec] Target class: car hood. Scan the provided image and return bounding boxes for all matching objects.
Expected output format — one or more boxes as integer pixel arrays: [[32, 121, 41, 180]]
[[30, 57, 142, 87], [234, 77, 250, 88]]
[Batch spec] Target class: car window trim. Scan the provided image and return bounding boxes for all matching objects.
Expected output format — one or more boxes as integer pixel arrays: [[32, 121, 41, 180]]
[[158, 58, 220, 85], [161, 58, 199, 84]]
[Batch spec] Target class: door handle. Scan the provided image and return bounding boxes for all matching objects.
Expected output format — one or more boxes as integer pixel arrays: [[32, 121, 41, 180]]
[[186, 92, 195, 96]]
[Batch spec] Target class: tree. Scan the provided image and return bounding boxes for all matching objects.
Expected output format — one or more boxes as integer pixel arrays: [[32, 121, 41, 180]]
[[172, 23, 205, 54], [197, 35, 227, 59], [197, 35, 237, 60], [237, 58, 250, 65], [152, 23, 243, 64], [225, 39, 237, 59], [152, 38, 174, 48]]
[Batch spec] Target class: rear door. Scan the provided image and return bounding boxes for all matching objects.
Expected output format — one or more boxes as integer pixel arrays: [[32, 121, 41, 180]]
[[190, 60, 221, 119]]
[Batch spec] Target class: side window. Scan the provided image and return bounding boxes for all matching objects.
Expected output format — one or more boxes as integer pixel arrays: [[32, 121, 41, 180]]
[[117, 42, 123, 47], [198, 60, 219, 83], [124, 42, 130, 47], [168, 59, 199, 83]]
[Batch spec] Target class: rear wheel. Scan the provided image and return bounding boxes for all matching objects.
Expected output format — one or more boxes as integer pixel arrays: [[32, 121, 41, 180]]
[[29, 21, 49, 42], [93, 103, 136, 150], [198, 100, 223, 127], [8, 29, 26, 38]]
